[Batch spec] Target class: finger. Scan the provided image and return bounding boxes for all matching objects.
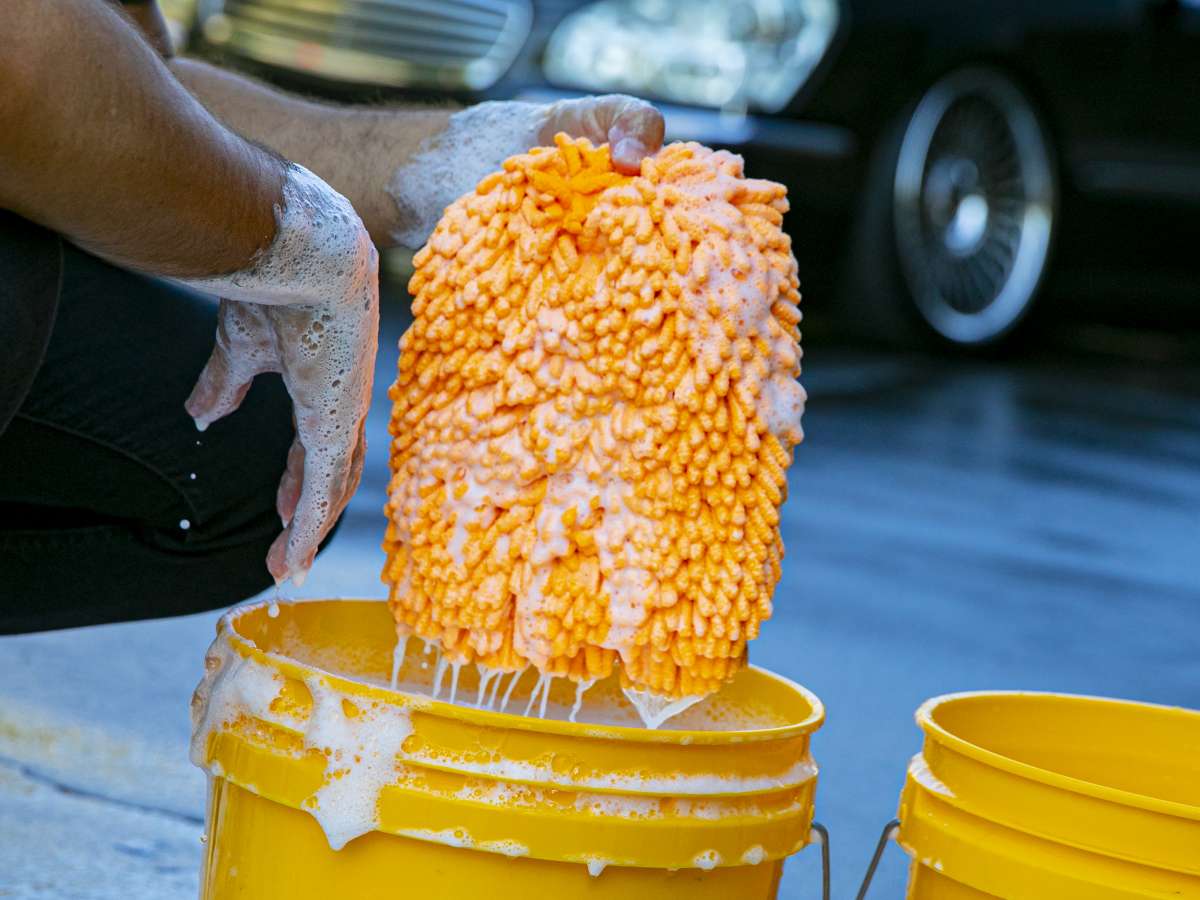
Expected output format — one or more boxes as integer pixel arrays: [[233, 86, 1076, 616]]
[[340, 421, 367, 511], [607, 97, 664, 174], [185, 340, 254, 431], [281, 437, 354, 586], [267, 527, 290, 585], [276, 436, 306, 528]]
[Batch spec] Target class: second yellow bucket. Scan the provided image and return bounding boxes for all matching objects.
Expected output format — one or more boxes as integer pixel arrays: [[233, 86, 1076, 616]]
[[192, 599, 827, 899], [858, 690, 1200, 899]]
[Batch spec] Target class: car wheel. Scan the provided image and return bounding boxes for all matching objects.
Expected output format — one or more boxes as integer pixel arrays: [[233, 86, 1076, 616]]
[[847, 68, 1057, 348]]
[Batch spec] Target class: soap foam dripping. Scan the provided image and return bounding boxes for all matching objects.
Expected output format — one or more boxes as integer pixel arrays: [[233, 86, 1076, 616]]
[[389, 636, 407, 691], [191, 633, 412, 853], [486, 667, 505, 709], [622, 686, 707, 731], [475, 665, 503, 709], [523, 671, 553, 719], [397, 640, 707, 730], [303, 678, 412, 851], [498, 667, 526, 714], [431, 654, 449, 700], [741, 845, 766, 865], [569, 679, 596, 724]]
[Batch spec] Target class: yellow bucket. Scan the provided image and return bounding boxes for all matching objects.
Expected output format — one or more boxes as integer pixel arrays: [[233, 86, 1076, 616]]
[[856, 691, 1200, 899], [192, 599, 827, 899]]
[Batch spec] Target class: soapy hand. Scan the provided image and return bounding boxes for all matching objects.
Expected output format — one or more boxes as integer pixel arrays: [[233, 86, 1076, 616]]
[[387, 95, 664, 248], [536, 94, 665, 175], [180, 164, 379, 587]]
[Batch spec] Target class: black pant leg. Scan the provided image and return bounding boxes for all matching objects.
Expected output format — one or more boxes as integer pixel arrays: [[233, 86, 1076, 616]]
[[0, 243, 300, 632]]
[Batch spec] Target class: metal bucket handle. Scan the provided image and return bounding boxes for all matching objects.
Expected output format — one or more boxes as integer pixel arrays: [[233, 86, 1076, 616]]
[[809, 822, 832, 900], [854, 818, 902, 899]]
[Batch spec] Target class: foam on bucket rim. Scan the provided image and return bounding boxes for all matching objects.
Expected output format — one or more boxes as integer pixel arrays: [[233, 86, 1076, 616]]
[[220, 597, 825, 745]]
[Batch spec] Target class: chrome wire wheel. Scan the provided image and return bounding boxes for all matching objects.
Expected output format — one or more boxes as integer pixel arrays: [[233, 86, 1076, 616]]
[[893, 69, 1056, 345]]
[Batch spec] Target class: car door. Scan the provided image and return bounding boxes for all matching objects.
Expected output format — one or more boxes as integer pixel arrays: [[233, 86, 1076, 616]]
[[1121, 0, 1200, 193]]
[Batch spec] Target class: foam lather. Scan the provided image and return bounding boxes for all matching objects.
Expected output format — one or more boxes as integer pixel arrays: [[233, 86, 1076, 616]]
[[176, 163, 379, 584], [382, 136, 803, 706]]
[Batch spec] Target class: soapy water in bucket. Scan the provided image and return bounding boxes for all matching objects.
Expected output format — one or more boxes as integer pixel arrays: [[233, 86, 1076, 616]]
[[390, 636, 706, 730], [190, 600, 805, 857], [385, 630, 768, 731]]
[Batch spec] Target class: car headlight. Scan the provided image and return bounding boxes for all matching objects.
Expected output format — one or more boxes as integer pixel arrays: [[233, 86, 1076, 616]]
[[543, 0, 839, 113]]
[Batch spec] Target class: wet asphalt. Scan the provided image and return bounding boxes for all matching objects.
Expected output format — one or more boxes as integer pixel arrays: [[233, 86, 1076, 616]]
[[760, 329, 1200, 897]]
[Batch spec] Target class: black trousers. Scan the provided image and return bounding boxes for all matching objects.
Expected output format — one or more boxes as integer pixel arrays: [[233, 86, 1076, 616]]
[[0, 242, 308, 633]]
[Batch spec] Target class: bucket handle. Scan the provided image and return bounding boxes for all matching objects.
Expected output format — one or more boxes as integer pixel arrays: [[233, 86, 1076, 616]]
[[853, 818, 901, 900], [809, 821, 832, 900]]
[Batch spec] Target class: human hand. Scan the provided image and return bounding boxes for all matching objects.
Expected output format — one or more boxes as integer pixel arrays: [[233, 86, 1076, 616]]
[[388, 95, 664, 247], [535, 94, 665, 175], [180, 164, 379, 586]]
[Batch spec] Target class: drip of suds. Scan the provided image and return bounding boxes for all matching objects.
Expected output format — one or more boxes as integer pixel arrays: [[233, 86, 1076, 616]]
[[394, 641, 718, 730], [569, 679, 596, 723], [586, 859, 609, 877], [741, 845, 766, 865], [431, 654, 449, 700], [179, 519, 191, 531], [190, 634, 412, 852], [487, 668, 505, 709], [523, 671, 553, 718], [302, 676, 413, 851], [447, 661, 462, 706], [475, 665, 502, 709], [389, 636, 407, 691], [498, 667, 526, 714], [268, 585, 282, 619], [622, 686, 707, 730]]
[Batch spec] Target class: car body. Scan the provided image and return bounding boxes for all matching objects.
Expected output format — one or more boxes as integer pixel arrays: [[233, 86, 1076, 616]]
[[190, 0, 1200, 347]]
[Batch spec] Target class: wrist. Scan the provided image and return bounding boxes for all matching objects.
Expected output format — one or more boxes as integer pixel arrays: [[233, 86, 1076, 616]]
[[177, 163, 376, 308], [386, 101, 544, 250]]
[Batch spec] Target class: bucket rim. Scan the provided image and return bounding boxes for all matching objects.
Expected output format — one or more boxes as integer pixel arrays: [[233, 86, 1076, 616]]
[[916, 690, 1200, 822], [221, 597, 826, 746]]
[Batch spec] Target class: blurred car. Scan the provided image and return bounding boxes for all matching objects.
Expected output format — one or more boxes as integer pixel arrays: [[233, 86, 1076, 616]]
[[190, 0, 1200, 348]]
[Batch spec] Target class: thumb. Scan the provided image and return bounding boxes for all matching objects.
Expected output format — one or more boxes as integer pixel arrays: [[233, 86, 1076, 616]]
[[185, 338, 254, 431], [541, 95, 665, 174], [604, 96, 665, 174]]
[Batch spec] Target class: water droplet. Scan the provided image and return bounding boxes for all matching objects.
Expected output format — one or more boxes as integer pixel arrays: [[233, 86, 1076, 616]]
[[179, 519, 191, 530]]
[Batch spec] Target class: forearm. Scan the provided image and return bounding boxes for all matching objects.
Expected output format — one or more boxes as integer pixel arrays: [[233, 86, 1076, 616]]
[[169, 58, 664, 251], [169, 58, 451, 247], [111, 0, 174, 58], [0, 0, 282, 277]]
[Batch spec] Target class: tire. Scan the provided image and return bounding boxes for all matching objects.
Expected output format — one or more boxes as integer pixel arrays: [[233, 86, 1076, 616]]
[[845, 67, 1058, 349]]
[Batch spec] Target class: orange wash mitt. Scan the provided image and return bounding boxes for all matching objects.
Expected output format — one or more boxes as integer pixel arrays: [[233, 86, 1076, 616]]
[[383, 135, 804, 705]]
